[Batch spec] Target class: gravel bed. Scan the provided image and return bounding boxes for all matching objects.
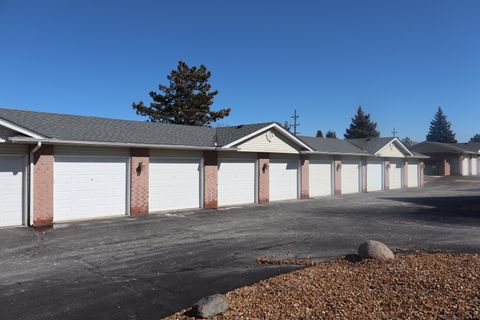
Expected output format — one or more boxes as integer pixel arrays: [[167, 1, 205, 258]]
[[166, 252, 480, 319]]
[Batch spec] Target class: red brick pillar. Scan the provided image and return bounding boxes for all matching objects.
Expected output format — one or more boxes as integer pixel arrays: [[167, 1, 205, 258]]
[[258, 153, 269, 203], [360, 158, 367, 193], [203, 151, 218, 209], [442, 158, 451, 176], [300, 155, 309, 199], [130, 148, 149, 216], [384, 160, 390, 190], [33, 145, 54, 226], [334, 160, 341, 195], [403, 160, 408, 188], [420, 162, 425, 186]]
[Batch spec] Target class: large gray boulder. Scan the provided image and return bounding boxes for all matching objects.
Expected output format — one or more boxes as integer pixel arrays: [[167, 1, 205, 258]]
[[191, 294, 228, 318], [358, 240, 394, 261]]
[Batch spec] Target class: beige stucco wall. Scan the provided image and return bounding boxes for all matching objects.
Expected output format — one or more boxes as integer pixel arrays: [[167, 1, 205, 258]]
[[236, 129, 300, 154]]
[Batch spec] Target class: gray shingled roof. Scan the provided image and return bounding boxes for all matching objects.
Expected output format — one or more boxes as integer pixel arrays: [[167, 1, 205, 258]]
[[215, 122, 273, 147], [298, 136, 368, 155], [0, 107, 278, 148], [348, 137, 396, 154], [451, 142, 480, 153], [411, 141, 476, 154]]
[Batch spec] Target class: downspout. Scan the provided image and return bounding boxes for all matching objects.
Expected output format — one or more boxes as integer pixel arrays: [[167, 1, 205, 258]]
[[29, 142, 42, 226]]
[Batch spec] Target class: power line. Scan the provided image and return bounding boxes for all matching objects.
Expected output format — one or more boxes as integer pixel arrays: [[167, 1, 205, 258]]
[[291, 109, 300, 135]]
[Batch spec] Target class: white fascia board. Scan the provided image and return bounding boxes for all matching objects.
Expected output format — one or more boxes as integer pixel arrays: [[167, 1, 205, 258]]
[[0, 119, 45, 139], [222, 123, 314, 151], [7, 136, 234, 151]]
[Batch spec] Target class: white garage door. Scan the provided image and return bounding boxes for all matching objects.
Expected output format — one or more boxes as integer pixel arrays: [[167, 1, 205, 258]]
[[462, 157, 470, 176], [407, 163, 419, 187], [341, 160, 360, 194], [0, 156, 24, 227], [309, 159, 332, 197], [389, 159, 403, 189], [218, 158, 256, 206], [149, 158, 201, 211], [269, 158, 298, 201], [472, 158, 478, 175], [54, 156, 128, 221], [367, 160, 383, 192]]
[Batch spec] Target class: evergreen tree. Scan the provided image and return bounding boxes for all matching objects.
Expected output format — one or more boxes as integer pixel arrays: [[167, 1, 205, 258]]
[[283, 121, 292, 132], [426, 107, 457, 143], [344, 106, 380, 139], [400, 137, 415, 148], [326, 130, 337, 138], [133, 61, 231, 126], [316, 130, 323, 138], [469, 134, 480, 143]]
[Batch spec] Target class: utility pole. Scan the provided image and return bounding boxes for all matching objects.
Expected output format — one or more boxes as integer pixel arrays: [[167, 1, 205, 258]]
[[392, 128, 399, 138], [291, 109, 300, 135]]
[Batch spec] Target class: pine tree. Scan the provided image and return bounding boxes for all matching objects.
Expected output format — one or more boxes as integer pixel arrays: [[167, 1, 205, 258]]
[[469, 134, 480, 143], [344, 106, 380, 139], [316, 130, 323, 138], [326, 130, 337, 138], [400, 137, 415, 148], [133, 61, 231, 126], [426, 107, 457, 143]]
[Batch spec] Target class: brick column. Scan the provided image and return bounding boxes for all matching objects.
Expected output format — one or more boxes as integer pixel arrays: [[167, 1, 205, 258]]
[[360, 158, 367, 193], [300, 155, 309, 199], [258, 153, 269, 203], [334, 160, 341, 195], [203, 151, 218, 209], [383, 160, 390, 190], [420, 162, 425, 186], [33, 145, 54, 226], [130, 148, 149, 216], [403, 160, 408, 188], [442, 158, 451, 176]]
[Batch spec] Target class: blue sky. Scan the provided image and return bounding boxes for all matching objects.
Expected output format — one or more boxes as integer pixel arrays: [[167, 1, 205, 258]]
[[1, 1, 479, 141]]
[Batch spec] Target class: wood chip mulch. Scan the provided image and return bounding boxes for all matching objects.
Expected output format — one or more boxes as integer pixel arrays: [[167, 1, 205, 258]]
[[166, 252, 480, 319]]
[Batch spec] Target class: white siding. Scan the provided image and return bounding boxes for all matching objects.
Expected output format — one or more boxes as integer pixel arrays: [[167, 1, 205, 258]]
[[341, 160, 360, 194], [367, 160, 383, 192], [54, 156, 128, 221], [0, 156, 25, 227], [309, 159, 333, 197], [376, 142, 407, 157], [236, 129, 299, 154], [389, 159, 403, 189]]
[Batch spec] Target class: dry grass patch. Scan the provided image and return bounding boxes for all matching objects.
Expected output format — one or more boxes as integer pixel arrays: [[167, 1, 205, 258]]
[[166, 252, 480, 319]]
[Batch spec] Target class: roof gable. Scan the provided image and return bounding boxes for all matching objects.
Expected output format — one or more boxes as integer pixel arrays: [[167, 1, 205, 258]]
[[235, 127, 301, 154], [221, 123, 313, 151]]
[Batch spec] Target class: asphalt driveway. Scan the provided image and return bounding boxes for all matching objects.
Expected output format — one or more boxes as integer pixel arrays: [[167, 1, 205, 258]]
[[1, 176, 480, 320]]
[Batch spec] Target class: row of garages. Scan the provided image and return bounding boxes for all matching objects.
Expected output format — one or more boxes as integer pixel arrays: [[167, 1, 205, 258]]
[[0, 145, 423, 227]]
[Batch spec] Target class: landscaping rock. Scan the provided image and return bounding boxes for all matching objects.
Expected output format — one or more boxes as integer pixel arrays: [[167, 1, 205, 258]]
[[191, 294, 228, 318], [358, 240, 394, 260], [345, 253, 363, 263]]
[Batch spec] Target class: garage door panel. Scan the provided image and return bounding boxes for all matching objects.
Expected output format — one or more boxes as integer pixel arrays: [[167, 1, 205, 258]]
[[341, 161, 360, 194], [0, 156, 25, 227], [218, 159, 255, 206], [269, 159, 298, 201], [472, 158, 478, 175], [309, 160, 332, 197], [462, 158, 469, 176], [407, 163, 419, 187], [389, 160, 403, 189], [54, 156, 127, 221], [149, 158, 200, 211], [367, 161, 383, 192]]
